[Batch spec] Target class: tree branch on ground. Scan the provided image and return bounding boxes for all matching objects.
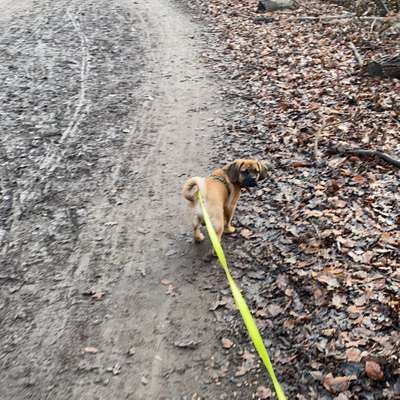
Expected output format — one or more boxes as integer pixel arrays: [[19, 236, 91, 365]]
[[327, 144, 400, 168], [349, 42, 364, 66]]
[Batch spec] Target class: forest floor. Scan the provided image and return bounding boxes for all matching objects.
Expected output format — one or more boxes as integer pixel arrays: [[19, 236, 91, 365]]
[[0, 0, 399, 399]]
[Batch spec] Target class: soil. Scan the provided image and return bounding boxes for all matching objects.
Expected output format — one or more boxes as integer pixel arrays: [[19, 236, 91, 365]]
[[0, 0, 246, 399], [2, 0, 398, 399]]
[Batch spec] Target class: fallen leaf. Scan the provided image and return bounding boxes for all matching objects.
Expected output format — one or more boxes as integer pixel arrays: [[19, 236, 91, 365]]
[[235, 364, 249, 377], [334, 199, 347, 208], [354, 295, 367, 307], [256, 385, 272, 399], [84, 347, 98, 354], [166, 284, 176, 296], [323, 373, 356, 394], [316, 273, 340, 288], [290, 161, 312, 168], [276, 274, 288, 290], [346, 348, 362, 362], [174, 340, 200, 349], [347, 305, 365, 314], [352, 175, 366, 184], [240, 228, 253, 239], [321, 328, 336, 337], [141, 376, 148, 385], [241, 350, 254, 362], [336, 236, 357, 248], [362, 251, 375, 264], [91, 292, 105, 300], [209, 298, 228, 311], [166, 249, 177, 257], [221, 338, 234, 349], [365, 360, 384, 381], [335, 394, 350, 400], [112, 363, 121, 375], [267, 304, 283, 317], [380, 232, 399, 246], [304, 210, 323, 218], [338, 123, 350, 133], [332, 294, 347, 309]]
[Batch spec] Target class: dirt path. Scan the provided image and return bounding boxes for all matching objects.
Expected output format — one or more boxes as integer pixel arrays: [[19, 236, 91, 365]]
[[0, 0, 234, 398]]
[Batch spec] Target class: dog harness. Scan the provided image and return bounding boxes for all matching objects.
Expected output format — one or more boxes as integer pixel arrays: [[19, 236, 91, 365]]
[[209, 175, 231, 196]]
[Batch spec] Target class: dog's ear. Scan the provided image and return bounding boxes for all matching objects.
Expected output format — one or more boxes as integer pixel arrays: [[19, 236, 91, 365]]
[[258, 161, 269, 181], [224, 161, 241, 184]]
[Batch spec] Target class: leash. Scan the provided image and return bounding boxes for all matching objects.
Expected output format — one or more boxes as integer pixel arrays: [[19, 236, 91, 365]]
[[197, 191, 287, 400]]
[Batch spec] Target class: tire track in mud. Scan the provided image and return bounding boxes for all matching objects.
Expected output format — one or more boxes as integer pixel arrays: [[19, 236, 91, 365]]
[[106, 1, 228, 397], [39, 8, 90, 174], [0, 0, 149, 398]]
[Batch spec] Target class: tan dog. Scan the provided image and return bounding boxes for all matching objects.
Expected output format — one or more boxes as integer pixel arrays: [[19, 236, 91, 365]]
[[182, 159, 268, 243]]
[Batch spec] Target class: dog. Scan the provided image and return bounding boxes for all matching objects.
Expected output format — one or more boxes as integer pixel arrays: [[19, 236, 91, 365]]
[[182, 159, 268, 244]]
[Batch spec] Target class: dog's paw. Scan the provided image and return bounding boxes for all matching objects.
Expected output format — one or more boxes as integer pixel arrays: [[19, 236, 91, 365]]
[[203, 250, 217, 262], [194, 232, 205, 243], [224, 225, 236, 234]]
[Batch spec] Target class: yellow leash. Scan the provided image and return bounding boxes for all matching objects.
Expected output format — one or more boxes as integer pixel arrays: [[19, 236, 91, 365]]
[[197, 191, 287, 400]]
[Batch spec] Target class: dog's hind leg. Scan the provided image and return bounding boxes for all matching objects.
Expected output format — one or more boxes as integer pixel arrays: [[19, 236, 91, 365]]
[[213, 215, 224, 243], [192, 215, 205, 243]]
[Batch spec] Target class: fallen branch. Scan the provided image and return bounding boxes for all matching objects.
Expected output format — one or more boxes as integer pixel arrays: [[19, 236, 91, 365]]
[[349, 42, 364, 66], [327, 145, 400, 168], [294, 15, 388, 21], [376, 0, 390, 15]]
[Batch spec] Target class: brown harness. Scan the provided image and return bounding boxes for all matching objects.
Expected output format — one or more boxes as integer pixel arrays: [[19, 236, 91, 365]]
[[209, 175, 231, 196]]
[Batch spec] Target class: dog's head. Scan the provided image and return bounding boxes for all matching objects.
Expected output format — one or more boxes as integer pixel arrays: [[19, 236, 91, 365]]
[[223, 159, 268, 188]]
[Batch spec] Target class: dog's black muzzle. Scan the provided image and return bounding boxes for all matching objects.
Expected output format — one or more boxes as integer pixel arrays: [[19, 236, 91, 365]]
[[242, 174, 257, 188]]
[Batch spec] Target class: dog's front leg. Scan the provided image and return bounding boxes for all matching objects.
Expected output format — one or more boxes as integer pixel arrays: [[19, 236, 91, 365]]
[[224, 190, 241, 233]]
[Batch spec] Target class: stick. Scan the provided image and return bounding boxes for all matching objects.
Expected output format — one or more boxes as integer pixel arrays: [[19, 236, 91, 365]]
[[294, 14, 354, 21], [314, 129, 321, 162], [376, 0, 390, 15], [293, 15, 388, 21], [327, 145, 400, 168], [349, 42, 364, 66]]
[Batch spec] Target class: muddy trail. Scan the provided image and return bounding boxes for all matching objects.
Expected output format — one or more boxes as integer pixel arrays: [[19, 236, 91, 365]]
[[0, 0, 256, 398]]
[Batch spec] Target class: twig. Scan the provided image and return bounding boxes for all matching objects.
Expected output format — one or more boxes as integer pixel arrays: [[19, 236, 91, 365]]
[[349, 42, 364, 66], [362, 7, 372, 17], [376, 0, 390, 15], [314, 125, 324, 162], [327, 145, 400, 168], [370, 18, 378, 32], [294, 15, 388, 21]]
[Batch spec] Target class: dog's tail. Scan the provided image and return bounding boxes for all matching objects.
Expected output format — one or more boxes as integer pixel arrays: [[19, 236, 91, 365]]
[[182, 177, 205, 203]]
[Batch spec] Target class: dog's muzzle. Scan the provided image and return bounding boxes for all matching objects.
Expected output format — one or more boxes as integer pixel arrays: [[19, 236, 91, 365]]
[[242, 174, 257, 188]]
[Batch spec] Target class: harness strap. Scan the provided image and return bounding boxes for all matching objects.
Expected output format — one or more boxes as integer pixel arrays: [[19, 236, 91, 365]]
[[209, 175, 231, 196]]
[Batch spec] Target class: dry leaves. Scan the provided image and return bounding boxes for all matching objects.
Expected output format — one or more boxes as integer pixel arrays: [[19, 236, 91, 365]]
[[83, 347, 98, 354], [365, 360, 385, 381], [91, 292, 105, 300], [323, 373, 357, 394], [188, 0, 400, 397], [221, 337, 234, 349], [256, 385, 272, 399], [240, 228, 253, 239], [346, 348, 362, 363]]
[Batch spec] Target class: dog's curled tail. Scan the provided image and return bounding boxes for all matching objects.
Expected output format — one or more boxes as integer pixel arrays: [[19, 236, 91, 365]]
[[182, 177, 204, 203]]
